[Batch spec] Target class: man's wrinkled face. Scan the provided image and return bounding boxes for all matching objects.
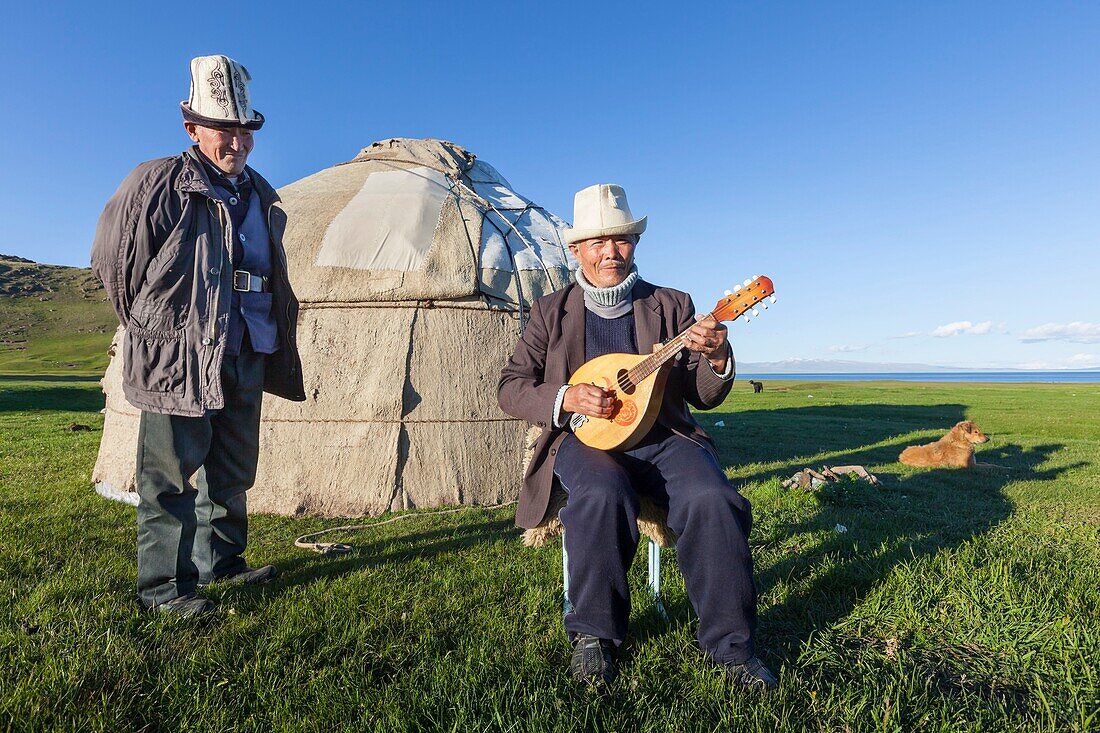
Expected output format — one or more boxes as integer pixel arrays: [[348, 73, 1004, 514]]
[[569, 235, 637, 288], [184, 122, 254, 176]]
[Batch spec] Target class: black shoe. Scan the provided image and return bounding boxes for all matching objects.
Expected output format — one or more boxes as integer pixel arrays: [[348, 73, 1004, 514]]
[[148, 593, 215, 618], [216, 565, 278, 587], [723, 656, 779, 691], [570, 634, 617, 687]]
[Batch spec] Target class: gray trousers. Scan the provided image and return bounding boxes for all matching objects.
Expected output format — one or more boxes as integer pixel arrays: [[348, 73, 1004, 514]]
[[135, 344, 265, 607]]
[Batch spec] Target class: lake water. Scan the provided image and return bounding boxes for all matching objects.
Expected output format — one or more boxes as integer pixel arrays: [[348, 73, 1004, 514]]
[[738, 371, 1100, 383]]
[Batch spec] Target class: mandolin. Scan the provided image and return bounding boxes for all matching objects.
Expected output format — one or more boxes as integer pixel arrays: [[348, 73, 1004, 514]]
[[568, 275, 776, 451]]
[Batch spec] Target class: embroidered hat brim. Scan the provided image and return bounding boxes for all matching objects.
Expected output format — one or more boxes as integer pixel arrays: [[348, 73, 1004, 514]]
[[181, 102, 265, 131]]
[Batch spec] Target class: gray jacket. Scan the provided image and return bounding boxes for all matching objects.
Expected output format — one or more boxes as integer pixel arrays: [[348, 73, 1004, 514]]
[[91, 147, 305, 416]]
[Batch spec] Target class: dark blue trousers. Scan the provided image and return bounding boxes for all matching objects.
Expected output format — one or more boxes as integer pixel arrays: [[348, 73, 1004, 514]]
[[554, 425, 758, 664]]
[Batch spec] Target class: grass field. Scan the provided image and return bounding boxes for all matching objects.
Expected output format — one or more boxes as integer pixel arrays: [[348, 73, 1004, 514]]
[[0, 256, 116, 376], [1, 378, 1097, 732]]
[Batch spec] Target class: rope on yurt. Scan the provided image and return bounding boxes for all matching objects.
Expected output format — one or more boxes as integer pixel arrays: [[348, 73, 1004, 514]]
[[478, 199, 563, 334], [446, 180, 486, 296], [481, 209, 528, 332], [453, 175, 522, 322], [447, 177, 530, 332], [293, 501, 518, 554], [486, 203, 557, 287]]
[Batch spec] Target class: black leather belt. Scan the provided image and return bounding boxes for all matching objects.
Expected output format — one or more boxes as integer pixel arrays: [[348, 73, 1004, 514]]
[[232, 270, 270, 293]]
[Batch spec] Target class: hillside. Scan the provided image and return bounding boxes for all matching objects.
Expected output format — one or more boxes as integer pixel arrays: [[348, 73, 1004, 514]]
[[0, 255, 117, 375]]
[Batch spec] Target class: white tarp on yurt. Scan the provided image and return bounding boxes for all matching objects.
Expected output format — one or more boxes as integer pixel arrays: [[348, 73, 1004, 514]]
[[93, 138, 574, 517]]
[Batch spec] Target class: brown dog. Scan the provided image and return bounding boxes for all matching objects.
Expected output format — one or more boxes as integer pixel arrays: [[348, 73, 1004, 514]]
[[899, 420, 990, 468]]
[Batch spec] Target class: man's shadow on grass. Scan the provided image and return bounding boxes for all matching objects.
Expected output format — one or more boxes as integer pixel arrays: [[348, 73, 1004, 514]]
[[0, 378, 104, 413], [633, 403, 1082, 662]]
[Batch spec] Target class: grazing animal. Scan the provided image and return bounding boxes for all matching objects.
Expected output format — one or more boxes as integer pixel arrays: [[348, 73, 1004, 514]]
[[748, 380, 764, 393], [899, 420, 989, 468]]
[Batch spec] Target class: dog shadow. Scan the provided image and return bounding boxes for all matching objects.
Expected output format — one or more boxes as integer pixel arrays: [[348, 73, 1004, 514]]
[[628, 403, 1080, 662]]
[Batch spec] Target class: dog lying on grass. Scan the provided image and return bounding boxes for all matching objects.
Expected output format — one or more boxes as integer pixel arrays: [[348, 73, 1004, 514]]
[[899, 420, 991, 468]]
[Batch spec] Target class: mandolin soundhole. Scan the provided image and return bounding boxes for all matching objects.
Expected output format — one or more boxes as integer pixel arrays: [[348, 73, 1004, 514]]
[[616, 369, 636, 395]]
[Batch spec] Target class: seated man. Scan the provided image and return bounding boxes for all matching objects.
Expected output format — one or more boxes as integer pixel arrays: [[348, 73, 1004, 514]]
[[498, 184, 776, 690]]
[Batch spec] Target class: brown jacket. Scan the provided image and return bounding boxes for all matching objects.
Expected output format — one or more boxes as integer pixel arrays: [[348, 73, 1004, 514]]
[[91, 148, 305, 416], [498, 280, 734, 528]]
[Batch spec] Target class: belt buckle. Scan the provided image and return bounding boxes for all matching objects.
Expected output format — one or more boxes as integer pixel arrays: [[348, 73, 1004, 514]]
[[233, 270, 252, 292]]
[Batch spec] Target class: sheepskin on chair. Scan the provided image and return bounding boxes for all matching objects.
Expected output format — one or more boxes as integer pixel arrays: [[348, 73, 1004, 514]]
[[519, 427, 678, 548]]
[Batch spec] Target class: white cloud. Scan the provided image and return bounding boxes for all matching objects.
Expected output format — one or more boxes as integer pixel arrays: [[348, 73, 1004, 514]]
[[893, 321, 997, 339], [1019, 322, 1100, 344], [1068, 353, 1100, 368], [930, 320, 994, 338], [1015, 354, 1100, 370], [828, 344, 868, 353]]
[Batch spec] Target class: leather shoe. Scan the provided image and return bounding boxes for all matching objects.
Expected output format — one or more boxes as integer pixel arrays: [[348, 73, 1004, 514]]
[[570, 634, 617, 687], [724, 656, 778, 691], [216, 565, 278, 587], [149, 593, 214, 618]]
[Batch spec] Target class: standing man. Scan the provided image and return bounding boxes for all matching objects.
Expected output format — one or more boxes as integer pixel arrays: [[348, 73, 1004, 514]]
[[92, 55, 305, 617], [498, 185, 776, 690]]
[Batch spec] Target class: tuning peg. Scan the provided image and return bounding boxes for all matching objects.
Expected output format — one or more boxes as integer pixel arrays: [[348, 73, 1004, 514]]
[[751, 308, 759, 316], [761, 303, 769, 310], [769, 295, 777, 304], [743, 316, 751, 323], [724, 289, 732, 296], [733, 284, 742, 292], [742, 278, 752, 287]]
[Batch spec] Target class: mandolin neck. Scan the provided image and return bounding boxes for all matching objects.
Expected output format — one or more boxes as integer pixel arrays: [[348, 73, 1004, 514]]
[[626, 309, 719, 386]]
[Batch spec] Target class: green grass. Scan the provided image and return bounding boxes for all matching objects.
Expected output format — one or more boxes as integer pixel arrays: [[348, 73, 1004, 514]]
[[1, 378, 1097, 732], [0, 257, 116, 375]]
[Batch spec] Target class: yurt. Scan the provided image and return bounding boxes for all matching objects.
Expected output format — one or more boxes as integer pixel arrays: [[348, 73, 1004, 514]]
[[93, 138, 574, 517]]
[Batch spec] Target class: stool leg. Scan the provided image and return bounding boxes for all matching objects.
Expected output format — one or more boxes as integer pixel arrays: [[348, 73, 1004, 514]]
[[648, 539, 668, 622], [562, 532, 573, 618]]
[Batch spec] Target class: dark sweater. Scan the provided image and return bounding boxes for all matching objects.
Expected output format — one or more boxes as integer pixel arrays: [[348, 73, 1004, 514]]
[[585, 310, 638, 360]]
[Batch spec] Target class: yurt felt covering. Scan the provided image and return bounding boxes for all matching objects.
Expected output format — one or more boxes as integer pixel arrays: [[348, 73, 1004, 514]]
[[93, 138, 574, 517]]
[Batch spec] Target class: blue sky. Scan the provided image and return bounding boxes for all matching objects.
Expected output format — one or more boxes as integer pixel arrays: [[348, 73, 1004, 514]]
[[2, 2, 1097, 368]]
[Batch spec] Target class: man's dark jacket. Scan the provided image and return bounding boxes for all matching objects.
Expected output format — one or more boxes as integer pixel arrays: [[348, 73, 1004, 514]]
[[91, 147, 305, 416], [498, 280, 734, 529]]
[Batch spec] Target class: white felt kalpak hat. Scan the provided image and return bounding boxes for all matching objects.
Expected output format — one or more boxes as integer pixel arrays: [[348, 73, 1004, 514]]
[[563, 184, 647, 244], [180, 55, 264, 130]]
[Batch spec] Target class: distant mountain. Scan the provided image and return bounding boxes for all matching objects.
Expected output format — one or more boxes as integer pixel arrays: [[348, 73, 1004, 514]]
[[739, 358, 970, 373], [740, 358, 1100, 373], [0, 255, 117, 374]]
